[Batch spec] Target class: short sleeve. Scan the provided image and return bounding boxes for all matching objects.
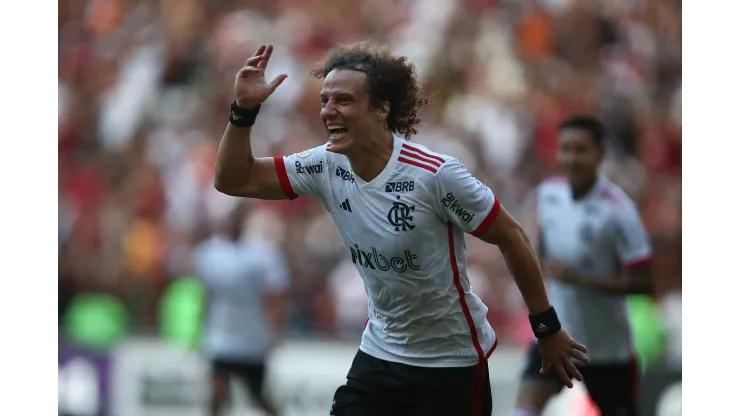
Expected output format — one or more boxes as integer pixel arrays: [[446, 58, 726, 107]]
[[612, 202, 652, 269], [273, 144, 328, 200], [435, 158, 500, 236]]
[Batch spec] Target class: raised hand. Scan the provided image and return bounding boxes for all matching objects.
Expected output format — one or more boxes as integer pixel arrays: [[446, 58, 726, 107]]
[[538, 329, 589, 388], [234, 44, 288, 109]]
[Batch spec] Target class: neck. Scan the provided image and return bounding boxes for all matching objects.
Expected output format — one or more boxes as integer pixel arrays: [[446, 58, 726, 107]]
[[571, 176, 598, 200], [347, 131, 394, 182]]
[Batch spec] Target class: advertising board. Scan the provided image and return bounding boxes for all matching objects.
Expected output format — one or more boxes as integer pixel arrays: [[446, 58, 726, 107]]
[[59, 344, 111, 416], [108, 339, 592, 416]]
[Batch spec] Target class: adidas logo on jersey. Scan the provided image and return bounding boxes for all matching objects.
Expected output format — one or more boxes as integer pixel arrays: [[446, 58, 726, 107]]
[[340, 199, 352, 212]]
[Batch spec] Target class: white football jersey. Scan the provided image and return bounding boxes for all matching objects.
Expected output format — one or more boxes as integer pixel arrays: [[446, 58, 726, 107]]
[[275, 135, 499, 367], [194, 236, 289, 361], [537, 176, 652, 363]]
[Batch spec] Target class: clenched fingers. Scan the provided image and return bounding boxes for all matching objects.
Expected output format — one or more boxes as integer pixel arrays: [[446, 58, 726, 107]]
[[246, 45, 267, 66], [237, 66, 261, 78], [244, 55, 264, 68]]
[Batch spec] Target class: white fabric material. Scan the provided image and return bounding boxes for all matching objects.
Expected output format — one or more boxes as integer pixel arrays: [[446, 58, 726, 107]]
[[280, 135, 498, 367], [537, 176, 652, 362], [194, 236, 288, 361]]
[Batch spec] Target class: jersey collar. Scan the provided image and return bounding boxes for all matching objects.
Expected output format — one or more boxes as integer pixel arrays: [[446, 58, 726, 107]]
[[354, 134, 403, 189]]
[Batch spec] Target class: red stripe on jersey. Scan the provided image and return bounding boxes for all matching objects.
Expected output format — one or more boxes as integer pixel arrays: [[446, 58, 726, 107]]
[[485, 337, 498, 359], [600, 188, 624, 206], [447, 223, 485, 360], [363, 316, 369, 329], [273, 156, 299, 200], [326, 143, 332, 152], [471, 198, 501, 237], [401, 143, 446, 164], [625, 256, 651, 269], [449, 223, 487, 415], [398, 157, 438, 173], [399, 149, 443, 167]]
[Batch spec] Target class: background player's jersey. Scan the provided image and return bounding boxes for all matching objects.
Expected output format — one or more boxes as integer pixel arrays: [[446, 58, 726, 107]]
[[275, 135, 498, 367], [194, 236, 289, 361], [537, 176, 651, 363]]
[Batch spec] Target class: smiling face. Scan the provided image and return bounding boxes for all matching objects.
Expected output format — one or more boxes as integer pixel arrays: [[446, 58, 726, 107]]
[[319, 68, 389, 154]]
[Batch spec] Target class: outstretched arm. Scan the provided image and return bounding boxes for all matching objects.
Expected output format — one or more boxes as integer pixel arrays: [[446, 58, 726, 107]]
[[434, 158, 588, 388], [475, 206, 589, 387], [213, 44, 290, 199]]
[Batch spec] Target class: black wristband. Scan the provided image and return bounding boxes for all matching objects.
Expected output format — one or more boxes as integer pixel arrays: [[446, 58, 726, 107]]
[[229, 101, 261, 127], [529, 306, 562, 338]]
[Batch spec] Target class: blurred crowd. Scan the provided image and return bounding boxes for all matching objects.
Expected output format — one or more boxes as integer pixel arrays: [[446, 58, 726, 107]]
[[58, 0, 681, 361]]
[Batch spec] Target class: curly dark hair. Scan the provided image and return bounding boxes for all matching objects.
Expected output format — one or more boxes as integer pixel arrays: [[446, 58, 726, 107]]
[[309, 41, 428, 140]]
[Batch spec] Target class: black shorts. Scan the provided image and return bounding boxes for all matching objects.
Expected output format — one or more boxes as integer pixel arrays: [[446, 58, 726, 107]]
[[331, 349, 492, 416], [522, 342, 639, 416], [210, 358, 266, 398]]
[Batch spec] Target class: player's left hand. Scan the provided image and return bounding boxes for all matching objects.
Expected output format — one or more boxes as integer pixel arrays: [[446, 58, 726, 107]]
[[542, 260, 581, 285], [538, 328, 589, 388]]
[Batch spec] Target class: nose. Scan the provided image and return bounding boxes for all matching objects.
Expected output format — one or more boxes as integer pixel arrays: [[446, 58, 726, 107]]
[[559, 153, 577, 170], [321, 101, 338, 120]]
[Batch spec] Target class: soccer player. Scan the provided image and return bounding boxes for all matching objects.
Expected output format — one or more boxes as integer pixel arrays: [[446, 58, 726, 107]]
[[213, 42, 589, 416], [193, 205, 287, 416], [510, 115, 653, 416]]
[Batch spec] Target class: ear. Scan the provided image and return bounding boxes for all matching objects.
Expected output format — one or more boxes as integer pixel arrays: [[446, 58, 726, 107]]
[[376, 101, 390, 122]]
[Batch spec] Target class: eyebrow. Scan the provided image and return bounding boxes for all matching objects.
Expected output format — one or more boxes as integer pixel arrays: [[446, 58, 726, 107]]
[[320, 92, 355, 99]]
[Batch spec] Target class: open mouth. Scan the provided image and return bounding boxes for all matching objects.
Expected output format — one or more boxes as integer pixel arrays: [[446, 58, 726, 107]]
[[327, 125, 349, 140]]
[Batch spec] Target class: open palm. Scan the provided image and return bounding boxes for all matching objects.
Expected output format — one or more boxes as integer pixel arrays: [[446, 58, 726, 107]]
[[538, 328, 589, 388], [234, 44, 288, 109]]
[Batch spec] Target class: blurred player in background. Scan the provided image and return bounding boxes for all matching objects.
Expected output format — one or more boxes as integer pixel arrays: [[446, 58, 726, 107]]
[[212, 42, 589, 416], [193, 204, 288, 416], [511, 116, 653, 416]]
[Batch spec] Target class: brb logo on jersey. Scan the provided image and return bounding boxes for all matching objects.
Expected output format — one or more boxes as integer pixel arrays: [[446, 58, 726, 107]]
[[385, 181, 414, 192], [349, 244, 421, 273], [440, 193, 475, 224], [387, 201, 415, 231], [295, 160, 323, 175], [335, 166, 355, 182]]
